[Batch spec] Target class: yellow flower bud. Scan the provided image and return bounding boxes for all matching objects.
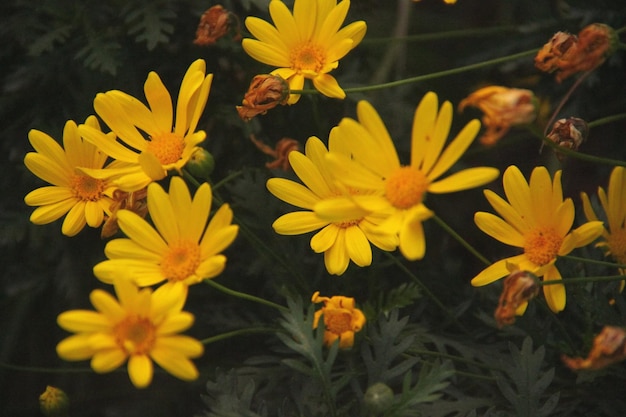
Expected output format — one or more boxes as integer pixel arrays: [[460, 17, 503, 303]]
[[39, 386, 70, 417]]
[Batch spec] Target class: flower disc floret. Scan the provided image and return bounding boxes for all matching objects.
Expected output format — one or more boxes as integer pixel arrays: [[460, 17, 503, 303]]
[[523, 227, 563, 266], [385, 167, 429, 209]]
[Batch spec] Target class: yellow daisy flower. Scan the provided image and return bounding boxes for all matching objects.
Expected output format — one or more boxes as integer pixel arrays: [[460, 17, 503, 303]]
[[471, 165, 604, 313], [93, 176, 239, 288], [267, 136, 398, 275], [322, 92, 499, 260], [581, 166, 626, 280], [242, 0, 367, 104], [56, 279, 203, 388], [23, 117, 120, 236], [78, 59, 213, 191]]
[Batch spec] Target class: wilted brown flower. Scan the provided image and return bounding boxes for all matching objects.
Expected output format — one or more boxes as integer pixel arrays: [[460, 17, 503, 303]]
[[562, 326, 626, 371], [546, 117, 588, 160], [494, 270, 540, 328], [459, 86, 537, 146], [101, 188, 148, 238], [250, 135, 300, 171], [237, 75, 290, 121], [194, 5, 239, 46], [535, 23, 617, 82]]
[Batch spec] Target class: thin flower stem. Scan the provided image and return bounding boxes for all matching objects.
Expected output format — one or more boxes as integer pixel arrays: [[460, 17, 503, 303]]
[[204, 279, 288, 313], [291, 49, 539, 95], [588, 113, 626, 129], [528, 125, 626, 167], [211, 170, 245, 192], [0, 361, 92, 374], [540, 274, 625, 286], [542, 69, 593, 136], [384, 252, 473, 338], [432, 215, 491, 266], [364, 24, 523, 44], [560, 254, 626, 269], [200, 326, 280, 345]]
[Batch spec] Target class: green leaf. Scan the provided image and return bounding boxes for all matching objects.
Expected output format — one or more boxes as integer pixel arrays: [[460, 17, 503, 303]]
[[123, 1, 175, 50]]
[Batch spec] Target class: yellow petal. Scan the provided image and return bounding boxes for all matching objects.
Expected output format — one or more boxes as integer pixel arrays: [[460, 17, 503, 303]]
[[428, 167, 499, 194], [411, 92, 438, 169], [314, 196, 370, 223], [323, 230, 349, 275], [153, 335, 204, 357], [91, 349, 127, 374], [312, 73, 345, 99], [542, 266, 565, 313], [150, 348, 199, 381], [144, 71, 173, 133], [273, 211, 328, 235], [56, 334, 95, 361], [147, 181, 179, 243], [427, 119, 480, 181], [344, 225, 372, 267], [474, 212, 525, 247], [117, 210, 169, 254], [311, 224, 339, 253], [28, 199, 75, 225], [127, 354, 154, 388], [471, 256, 524, 286], [267, 178, 320, 209], [61, 202, 87, 236], [421, 100, 452, 175]]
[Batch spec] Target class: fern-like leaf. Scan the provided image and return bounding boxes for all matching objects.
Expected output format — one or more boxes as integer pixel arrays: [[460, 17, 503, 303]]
[[123, 1, 175, 50]]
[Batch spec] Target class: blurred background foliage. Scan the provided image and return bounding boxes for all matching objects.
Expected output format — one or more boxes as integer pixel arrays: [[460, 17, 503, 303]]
[[1, 0, 626, 416]]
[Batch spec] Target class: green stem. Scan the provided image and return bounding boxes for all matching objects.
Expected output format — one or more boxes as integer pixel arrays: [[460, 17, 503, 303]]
[[407, 349, 500, 371], [528, 125, 626, 167], [587, 113, 626, 129], [200, 326, 279, 345], [363, 24, 523, 44], [291, 49, 538, 95], [211, 170, 245, 192], [432, 215, 491, 266], [0, 361, 92, 374], [560, 254, 626, 270], [204, 278, 288, 313], [384, 252, 473, 338], [540, 274, 625, 286]]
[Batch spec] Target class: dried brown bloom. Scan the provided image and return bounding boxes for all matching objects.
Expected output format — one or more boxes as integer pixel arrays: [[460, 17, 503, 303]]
[[562, 326, 626, 371], [535, 23, 617, 82], [101, 188, 148, 238], [546, 117, 588, 160], [237, 75, 290, 121], [194, 5, 239, 46], [459, 86, 537, 146], [494, 270, 540, 328], [250, 135, 300, 171]]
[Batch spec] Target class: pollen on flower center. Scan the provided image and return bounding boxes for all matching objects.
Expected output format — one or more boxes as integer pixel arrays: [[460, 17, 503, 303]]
[[146, 132, 185, 165], [115, 315, 156, 354], [524, 227, 563, 266], [607, 229, 626, 264], [70, 174, 106, 201], [161, 239, 202, 282], [384, 166, 429, 209], [324, 310, 353, 335], [290, 42, 325, 73]]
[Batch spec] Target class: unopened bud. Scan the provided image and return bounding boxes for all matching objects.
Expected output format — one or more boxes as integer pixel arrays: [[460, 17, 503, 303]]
[[364, 382, 394, 415], [546, 117, 588, 161], [39, 386, 70, 417], [185, 148, 215, 180]]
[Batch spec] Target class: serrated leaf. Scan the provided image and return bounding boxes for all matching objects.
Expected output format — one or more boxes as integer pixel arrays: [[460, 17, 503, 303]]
[[124, 2, 176, 50], [28, 25, 72, 56]]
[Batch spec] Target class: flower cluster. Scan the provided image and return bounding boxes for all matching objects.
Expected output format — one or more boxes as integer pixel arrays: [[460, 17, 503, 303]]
[[24, 60, 239, 388]]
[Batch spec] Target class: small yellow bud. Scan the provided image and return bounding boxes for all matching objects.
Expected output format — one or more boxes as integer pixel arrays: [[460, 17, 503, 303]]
[[39, 385, 70, 417]]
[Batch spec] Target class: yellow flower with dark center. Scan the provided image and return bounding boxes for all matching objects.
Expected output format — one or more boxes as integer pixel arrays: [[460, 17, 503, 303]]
[[471, 165, 604, 313], [581, 166, 626, 286], [242, 0, 366, 104], [322, 92, 499, 260], [56, 279, 203, 388], [93, 176, 238, 289], [24, 117, 120, 236], [312, 291, 366, 348], [267, 136, 397, 275], [78, 59, 213, 191]]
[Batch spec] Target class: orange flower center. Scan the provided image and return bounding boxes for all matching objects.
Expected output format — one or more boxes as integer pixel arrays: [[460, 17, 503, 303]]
[[146, 132, 185, 165], [161, 239, 202, 282], [384, 166, 429, 209], [290, 42, 325, 73], [114, 315, 156, 355], [70, 174, 107, 201], [324, 309, 353, 335], [607, 228, 626, 265], [523, 227, 563, 266]]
